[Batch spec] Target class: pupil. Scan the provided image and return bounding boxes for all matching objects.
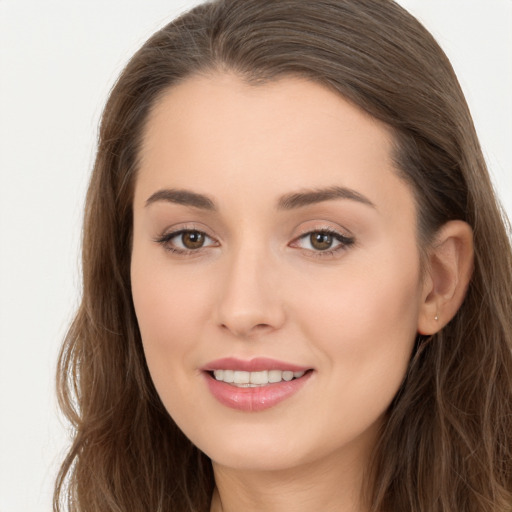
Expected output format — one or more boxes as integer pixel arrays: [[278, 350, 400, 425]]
[[311, 232, 333, 250], [183, 231, 204, 249]]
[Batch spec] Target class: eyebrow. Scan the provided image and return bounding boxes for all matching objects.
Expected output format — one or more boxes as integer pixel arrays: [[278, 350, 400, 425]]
[[145, 189, 216, 210], [277, 186, 376, 210], [144, 185, 375, 211]]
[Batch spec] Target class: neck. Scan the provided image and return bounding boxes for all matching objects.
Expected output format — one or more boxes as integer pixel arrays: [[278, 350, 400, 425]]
[[210, 446, 373, 512]]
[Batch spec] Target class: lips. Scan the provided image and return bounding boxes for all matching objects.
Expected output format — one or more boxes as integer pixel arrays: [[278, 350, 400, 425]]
[[201, 357, 313, 412], [202, 357, 310, 373]]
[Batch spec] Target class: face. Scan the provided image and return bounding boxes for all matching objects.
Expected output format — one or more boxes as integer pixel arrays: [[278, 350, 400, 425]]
[[131, 73, 426, 473]]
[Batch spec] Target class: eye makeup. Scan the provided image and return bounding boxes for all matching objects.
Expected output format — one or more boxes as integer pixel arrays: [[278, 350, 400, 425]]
[[154, 225, 355, 259]]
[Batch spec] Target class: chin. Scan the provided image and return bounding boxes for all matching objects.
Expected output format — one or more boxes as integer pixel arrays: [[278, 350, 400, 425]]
[[209, 446, 307, 473], [192, 424, 311, 472]]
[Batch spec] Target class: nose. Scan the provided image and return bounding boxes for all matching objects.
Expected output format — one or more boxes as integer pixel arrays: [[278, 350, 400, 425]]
[[214, 245, 286, 338]]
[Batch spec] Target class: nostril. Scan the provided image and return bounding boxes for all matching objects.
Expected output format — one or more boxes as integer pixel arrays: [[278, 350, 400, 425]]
[[219, 321, 274, 338], [254, 323, 272, 330]]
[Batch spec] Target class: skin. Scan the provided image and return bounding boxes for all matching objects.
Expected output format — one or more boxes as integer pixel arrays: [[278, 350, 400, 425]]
[[130, 73, 471, 511]]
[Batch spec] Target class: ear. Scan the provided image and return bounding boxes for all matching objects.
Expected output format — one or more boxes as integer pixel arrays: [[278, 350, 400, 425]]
[[417, 220, 474, 335]]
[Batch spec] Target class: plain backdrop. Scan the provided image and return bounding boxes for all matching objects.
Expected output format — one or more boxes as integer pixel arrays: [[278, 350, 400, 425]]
[[0, 1, 511, 511]]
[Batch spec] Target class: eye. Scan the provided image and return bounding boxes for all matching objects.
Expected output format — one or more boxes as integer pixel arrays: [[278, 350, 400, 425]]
[[155, 229, 218, 254], [177, 230, 208, 250], [308, 232, 337, 251], [291, 229, 354, 254]]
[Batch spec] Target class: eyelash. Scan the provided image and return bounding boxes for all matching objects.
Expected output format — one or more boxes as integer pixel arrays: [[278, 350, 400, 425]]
[[154, 227, 355, 258], [291, 227, 355, 258], [154, 228, 218, 256]]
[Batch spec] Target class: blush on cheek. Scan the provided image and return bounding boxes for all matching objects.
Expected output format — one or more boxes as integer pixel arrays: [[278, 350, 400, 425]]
[[297, 258, 420, 377]]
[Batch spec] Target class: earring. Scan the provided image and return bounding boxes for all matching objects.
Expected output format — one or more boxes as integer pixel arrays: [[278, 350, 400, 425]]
[[434, 314, 439, 321]]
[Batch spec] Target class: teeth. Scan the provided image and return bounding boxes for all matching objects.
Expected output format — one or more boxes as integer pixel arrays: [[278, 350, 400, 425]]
[[268, 369, 282, 383], [212, 369, 306, 386], [223, 369, 234, 383], [250, 370, 268, 384], [233, 371, 250, 384], [282, 371, 294, 381]]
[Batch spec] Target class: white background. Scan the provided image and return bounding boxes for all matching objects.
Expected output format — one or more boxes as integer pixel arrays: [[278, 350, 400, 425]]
[[0, 1, 510, 511]]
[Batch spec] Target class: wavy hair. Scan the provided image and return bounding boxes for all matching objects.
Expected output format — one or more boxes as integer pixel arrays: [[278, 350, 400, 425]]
[[54, 1, 512, 510]]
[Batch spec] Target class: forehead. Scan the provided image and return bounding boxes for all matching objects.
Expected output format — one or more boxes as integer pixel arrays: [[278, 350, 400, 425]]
[[142, 73, 393, 162], [136, 73, 414, 223]]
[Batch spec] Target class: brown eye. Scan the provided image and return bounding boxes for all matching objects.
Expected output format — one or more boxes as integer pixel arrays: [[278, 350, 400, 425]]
[[181, 231, 206, 249], [290, 229, 355, 256], [155, 229, 217, 254], [309, 232, 334, 250]]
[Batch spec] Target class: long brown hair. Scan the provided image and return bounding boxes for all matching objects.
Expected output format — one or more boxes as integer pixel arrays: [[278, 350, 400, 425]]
[[54, 1, 512, 510]]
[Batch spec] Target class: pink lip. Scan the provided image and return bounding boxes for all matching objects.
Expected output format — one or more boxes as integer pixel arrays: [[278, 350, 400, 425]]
[[201, 357, 310, 373], [201, 358, 313, 412]]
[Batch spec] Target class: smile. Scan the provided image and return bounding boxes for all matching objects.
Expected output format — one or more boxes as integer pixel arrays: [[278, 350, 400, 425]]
[[202, 358, 313, 412], [212, 369, 306, 387]]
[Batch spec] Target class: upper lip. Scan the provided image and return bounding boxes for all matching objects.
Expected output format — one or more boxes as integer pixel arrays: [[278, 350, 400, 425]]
[[201, 357, 311, 373]]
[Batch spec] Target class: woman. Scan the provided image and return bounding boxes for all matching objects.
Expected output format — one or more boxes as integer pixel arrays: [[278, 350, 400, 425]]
[[54, 1, 512, 511]]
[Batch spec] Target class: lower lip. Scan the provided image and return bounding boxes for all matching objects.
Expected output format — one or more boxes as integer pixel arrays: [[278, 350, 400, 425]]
[[204, 371, 312, 412]]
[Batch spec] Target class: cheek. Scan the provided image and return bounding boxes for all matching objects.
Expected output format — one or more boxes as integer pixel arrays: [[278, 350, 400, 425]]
[[130, 252, 214, 398], [131, 234, 214, 333], [293, 249, 422, 412], [297, 255, 420, 338]]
